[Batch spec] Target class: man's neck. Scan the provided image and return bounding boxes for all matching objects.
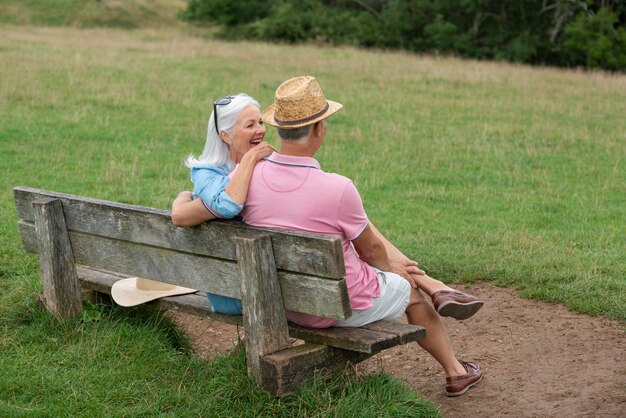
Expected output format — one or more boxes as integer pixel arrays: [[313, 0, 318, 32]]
[[278, 142, 317, 157]]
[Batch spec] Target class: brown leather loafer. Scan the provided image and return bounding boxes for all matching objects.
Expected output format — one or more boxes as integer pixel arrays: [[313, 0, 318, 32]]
[[446, 361, 483, 397], [431, 290, 483, 320]]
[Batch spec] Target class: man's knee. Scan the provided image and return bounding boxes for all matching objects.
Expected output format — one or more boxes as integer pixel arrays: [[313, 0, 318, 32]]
[[410, 288, 427, 302], [406, 288, 436, 312]]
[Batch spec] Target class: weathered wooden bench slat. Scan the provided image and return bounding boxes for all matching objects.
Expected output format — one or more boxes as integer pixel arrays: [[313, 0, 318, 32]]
[[360, 321, 427, 344], [20, 221, 351, 320], [33, 198, 82, 318], [77, 267, 423, 354], [14, 186, 345, 279], [288, 323, 417, 354], [235, 233, 292, 383]]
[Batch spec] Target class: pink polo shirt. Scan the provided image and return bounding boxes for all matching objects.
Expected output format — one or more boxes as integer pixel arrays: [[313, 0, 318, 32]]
[[234, 152, 381, 328]]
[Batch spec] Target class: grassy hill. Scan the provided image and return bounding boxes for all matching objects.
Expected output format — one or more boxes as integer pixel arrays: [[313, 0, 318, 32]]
[[0, 0, 187, 28]]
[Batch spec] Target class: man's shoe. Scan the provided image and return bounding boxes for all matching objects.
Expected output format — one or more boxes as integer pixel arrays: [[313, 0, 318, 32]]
[[431, 290, 483, 320], [446, 361, 483, 397]]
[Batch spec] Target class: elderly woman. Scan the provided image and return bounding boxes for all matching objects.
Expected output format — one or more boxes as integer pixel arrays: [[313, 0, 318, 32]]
[[171, 93, 274, 313], [172, 93, 274, 225], [172, 93, 482, 321]]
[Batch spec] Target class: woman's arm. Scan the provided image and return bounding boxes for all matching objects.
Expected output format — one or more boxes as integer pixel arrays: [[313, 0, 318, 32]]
[[171, 191, 215, 227], [224, 142, 275, 204], [172, 142, 275, 227]]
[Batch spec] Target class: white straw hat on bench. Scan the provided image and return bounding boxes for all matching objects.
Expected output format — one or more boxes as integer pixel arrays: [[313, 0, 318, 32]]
[[111, 277, 197, 307]]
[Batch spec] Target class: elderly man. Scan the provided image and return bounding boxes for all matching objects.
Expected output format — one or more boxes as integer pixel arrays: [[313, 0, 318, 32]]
[[235, 76, 483, 397]]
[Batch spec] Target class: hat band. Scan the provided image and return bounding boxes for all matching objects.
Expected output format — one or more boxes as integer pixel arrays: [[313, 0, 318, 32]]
[[274, 102, 329, 127]]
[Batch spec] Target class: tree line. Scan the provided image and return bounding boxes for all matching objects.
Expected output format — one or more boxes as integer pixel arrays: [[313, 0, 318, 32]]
[[181, 0, 626, 72]]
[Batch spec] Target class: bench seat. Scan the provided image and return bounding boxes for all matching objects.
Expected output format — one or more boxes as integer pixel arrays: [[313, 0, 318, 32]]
[[78, 266, 425, 355]]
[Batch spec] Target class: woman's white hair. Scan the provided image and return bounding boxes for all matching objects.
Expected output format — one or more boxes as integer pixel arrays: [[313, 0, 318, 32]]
[[185, 93, 260, 170]]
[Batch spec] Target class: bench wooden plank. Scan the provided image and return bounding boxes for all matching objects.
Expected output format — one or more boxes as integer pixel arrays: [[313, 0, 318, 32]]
[[19, 221, 351, 319], [76, 267, 423, 354], [289, 323, 402, 354], [236, 233, 291, 383], [33, 198, 82, 318], [360, 320, 426, 344], [14, 187, 345, 279]]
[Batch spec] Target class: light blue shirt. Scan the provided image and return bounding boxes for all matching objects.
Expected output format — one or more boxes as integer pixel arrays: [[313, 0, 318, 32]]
[[190, 164, 244, 219]]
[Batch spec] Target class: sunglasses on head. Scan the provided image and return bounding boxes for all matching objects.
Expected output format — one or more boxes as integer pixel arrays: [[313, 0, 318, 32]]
[[213, 95, 236, 135]]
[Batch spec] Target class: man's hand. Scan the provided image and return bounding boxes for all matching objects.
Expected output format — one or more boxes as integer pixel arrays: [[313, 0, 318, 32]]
[[390, 258, 425, 288]]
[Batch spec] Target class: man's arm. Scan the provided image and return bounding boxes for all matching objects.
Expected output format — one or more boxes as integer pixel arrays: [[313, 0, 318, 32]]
[[352, 224, 393, 273], [369, 222, 425, 278], [353, 224, 420, 288]]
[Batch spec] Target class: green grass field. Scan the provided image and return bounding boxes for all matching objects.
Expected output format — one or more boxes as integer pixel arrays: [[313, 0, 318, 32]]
[[0, 9, 625, 416], [0, 0, 187, 28]]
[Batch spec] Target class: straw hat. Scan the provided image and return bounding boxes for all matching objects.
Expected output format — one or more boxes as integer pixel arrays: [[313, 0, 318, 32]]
[[111, 277, 197, 307], [262, 76, 343, 128]]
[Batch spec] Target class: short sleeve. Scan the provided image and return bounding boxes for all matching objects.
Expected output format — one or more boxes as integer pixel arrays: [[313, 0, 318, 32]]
[[191, 166, 244, 219], [336, 181, 369, 240]]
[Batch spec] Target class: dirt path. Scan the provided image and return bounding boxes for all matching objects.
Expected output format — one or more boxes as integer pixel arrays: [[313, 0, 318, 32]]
[[173, 283, 625, 417]]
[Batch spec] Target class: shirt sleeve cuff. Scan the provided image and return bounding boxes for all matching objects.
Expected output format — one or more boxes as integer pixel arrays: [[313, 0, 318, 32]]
[[201, 199, 225, 218], [347, 220, 369, 241], [205, 192, 244, 219]]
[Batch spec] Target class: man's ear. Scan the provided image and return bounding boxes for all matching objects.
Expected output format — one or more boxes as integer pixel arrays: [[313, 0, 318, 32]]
[[316, 120, 327, 137], [314, 120, 325, 136]]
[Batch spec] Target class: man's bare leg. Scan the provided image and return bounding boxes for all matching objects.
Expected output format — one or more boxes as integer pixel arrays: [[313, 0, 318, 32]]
[[404, 288, 484, 396], [404, 287, 467, 376]]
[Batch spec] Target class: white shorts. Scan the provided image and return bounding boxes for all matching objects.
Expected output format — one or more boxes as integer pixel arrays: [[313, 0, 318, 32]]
[[334, 270, 411, 328]]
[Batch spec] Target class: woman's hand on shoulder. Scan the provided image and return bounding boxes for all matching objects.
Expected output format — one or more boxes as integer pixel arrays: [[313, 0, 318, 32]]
[[242, 141, 276, 164]]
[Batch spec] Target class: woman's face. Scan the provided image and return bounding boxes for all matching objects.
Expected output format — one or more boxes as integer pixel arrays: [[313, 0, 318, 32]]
[[223, 105, 266, 163]]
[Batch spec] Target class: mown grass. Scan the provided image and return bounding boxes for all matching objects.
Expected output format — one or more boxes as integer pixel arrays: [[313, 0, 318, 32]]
[[0, 17, 625, 416]]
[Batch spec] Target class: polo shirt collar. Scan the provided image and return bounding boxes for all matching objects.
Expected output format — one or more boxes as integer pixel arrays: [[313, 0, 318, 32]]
[[266, 152, 320, 169]]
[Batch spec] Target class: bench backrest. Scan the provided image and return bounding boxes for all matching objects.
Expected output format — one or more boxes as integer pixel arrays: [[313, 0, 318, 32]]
[[14, 186, 351, 320]]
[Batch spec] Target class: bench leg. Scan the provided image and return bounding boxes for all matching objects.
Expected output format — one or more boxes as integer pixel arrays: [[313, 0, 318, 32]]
[[260, 343, 372, 397], [32, 198, 82, 319], [236, 233, 291, 386]]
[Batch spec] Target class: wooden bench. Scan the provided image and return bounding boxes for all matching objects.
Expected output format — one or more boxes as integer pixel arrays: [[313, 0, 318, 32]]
[[13, 186, 425, 396]]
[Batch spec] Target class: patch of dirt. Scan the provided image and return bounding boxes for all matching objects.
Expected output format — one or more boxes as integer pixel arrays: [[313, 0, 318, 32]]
[[172, 283, 625, 417]]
